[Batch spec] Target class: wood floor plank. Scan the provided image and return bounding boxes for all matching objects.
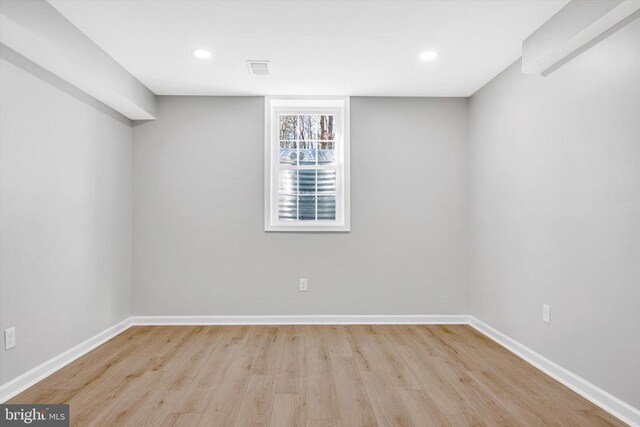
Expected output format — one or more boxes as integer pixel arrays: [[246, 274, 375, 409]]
[[234, 374, 278, 427], [173, 325, 248, 413], [257, 326, 288, 375], [306, 343, 332, 377], [399, 389, 451, 427], [86, 370, 162, 426], [167, 412, 203, 427], [158, 326, 215, 391], [69, 328, 185, 425], [368, 331, 422, 391], [430, 357, 519, 426], [124, 390, 183, 426], [304, 326, 325, 348], [6, 325, 628, 427], [397, 325, 443, 357], [270, 394, 305, 427], [578, 409, 630, 427], [276, 328, 306, 394], [360, 370, 414, 427], [305, 373, 341, 421], [344, 326, 378, 372], [304, 333, 341, 421], [408, 355, 470, 416], [197, 327, 267, 426], [393, 344, 441, 387], [330, 356, 378, 427], [306, 420, 342, 427], [324, 325, 353, 358], [467, 370, 553, 425], [445, 414, 485, 426], [54, 326, 153, 391]]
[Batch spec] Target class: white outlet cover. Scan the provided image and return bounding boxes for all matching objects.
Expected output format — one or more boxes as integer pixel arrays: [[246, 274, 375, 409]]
[[5, 327, 16, 350], [299, 278, 308, 291], [543, 304, 550, 324]]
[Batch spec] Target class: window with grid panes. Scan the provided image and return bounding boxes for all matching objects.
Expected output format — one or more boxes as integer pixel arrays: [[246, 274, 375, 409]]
[[265, 97, 350, 232]]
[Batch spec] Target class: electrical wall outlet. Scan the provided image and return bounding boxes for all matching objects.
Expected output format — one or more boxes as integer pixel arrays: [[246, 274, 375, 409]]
[[4, 327, 16, 350], [543, 304, 550, 324], [299, 278, 308, 292]]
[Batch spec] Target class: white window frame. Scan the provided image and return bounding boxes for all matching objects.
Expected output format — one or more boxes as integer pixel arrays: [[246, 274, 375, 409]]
[[264, 96, 350, 232]]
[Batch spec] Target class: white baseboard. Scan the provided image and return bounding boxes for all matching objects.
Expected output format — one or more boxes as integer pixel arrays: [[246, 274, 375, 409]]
[[469, 316, 640, 427], [0, 317, 133, 403], [131, 314, 470, 326]]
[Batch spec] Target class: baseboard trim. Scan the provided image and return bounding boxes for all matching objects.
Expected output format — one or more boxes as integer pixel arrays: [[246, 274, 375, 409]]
[[131, 314, 470, 325], [469, 316, 640, 427], [0, 317, 133, 403]]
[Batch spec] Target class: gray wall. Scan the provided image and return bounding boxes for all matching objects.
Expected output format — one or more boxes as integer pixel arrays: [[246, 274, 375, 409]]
[[0, 49, 133, 384], [133, 96, 468, 316], [468, 18, 640, 408]]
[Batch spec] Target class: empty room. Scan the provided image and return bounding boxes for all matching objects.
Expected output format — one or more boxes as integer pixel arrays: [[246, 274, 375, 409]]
[[1, 0, 639, 425]]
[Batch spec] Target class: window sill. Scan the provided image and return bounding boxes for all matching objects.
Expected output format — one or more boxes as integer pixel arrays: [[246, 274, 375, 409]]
[[265, 223, 350, 233]]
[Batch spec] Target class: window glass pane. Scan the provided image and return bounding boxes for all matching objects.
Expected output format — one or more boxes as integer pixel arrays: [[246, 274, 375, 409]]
[[318, 195, 336, 220], [279, 115, 297, 140], [298, 196, 316, 220], [298, 169, 316, 194], [318, 140, 335, 164], [278, 194, 297, 220], [298, 141, 316, 165], [318, 115, 335, 140], [278, 170, 297, 194], [297, 115, 318, 140], [279, 140, 297, 165], [317, 170, 336, 193], [287, 114, 335, 140]]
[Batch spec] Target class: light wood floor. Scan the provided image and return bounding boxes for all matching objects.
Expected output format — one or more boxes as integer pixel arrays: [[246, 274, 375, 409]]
[[10, 325, 625, 426]]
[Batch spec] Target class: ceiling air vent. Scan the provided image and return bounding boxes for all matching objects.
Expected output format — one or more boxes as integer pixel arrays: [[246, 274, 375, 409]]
[[246, 60, 270, 76]]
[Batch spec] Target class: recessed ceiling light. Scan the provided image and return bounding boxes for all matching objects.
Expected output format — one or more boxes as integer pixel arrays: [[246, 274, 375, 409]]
[[419, 51, 438, 61], [193, 49, 212, 59]]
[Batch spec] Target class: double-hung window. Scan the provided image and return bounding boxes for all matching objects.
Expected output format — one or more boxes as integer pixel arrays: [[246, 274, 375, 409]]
[[265, 97, 350, 232]]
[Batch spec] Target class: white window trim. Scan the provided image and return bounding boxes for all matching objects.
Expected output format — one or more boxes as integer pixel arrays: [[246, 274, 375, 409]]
[[264, 96, 350, 232]]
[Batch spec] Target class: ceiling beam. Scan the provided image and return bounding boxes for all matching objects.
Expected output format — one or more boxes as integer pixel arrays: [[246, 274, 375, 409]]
[[522, 0, 640, 75], [0, 0, 156, 120]]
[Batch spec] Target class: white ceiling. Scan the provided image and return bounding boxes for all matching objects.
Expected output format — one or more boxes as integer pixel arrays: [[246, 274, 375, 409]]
[[48, 0, 568, 97]]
